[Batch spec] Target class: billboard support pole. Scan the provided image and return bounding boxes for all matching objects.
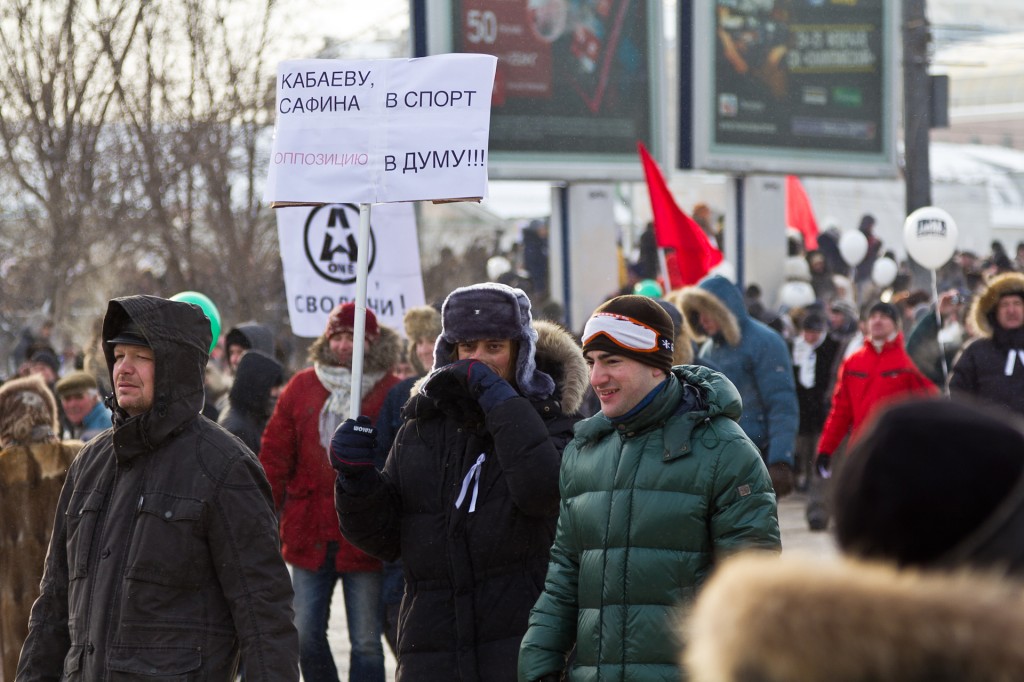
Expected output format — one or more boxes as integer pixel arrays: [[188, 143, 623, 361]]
[[734, 175, 746, 291], [903, 0, 933, 290]]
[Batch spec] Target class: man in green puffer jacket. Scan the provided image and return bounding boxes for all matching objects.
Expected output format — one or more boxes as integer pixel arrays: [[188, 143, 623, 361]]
[[518, 296, 781, 682]]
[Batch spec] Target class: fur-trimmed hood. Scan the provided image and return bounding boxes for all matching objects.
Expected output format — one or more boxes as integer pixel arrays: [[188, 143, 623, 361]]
[[970, 271, 1024, 338], [684, 553, 1024, 682], [673, 281, 742, 347], [531, 320, 588, 415], [0, 374, 58, 446], [307, 322, 401, 374], [414, 319, 589, 415]]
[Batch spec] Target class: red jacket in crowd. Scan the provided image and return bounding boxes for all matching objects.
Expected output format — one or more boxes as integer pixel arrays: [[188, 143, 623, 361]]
[[818, 334, 937, 455], [260, 362, 399, 573]]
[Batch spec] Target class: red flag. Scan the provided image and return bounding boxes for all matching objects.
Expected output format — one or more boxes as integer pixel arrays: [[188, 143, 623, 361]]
[[785, 175, 819, 251], [637, 142, 723, 286]]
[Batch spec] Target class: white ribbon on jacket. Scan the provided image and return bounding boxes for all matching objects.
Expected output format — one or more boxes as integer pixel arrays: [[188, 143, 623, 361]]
[[455, 453, 486, 513], [1004, 349, 1024, 376]]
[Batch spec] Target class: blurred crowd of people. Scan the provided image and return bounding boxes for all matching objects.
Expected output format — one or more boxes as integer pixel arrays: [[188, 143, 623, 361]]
[[4, 212, 1024, 681]]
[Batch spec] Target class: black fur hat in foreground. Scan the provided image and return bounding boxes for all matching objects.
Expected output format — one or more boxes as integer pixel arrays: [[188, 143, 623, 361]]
[[835, 397, 1024, 575]]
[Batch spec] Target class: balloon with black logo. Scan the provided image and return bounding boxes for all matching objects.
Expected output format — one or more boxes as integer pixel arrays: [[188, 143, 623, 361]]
[[903, 207, 958, 270]]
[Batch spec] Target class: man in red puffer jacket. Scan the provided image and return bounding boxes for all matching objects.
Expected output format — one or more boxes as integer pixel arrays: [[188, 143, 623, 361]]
[[809, 301, 936, 530]]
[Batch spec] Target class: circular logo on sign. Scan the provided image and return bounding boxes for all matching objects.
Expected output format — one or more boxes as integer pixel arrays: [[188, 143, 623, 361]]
[[303, 204, 377, 284]]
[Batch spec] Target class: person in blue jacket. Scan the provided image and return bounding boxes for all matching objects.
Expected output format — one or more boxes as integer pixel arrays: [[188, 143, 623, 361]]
[[679, 274, 799, 496]]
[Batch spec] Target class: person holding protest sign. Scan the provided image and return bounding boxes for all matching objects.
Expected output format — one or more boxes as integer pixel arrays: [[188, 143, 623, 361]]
[[332, 282, 588, 682], [260, 303, 401, 682]]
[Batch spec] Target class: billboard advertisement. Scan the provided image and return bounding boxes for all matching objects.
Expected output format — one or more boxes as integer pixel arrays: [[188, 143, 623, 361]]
[[681, 0, 900, 177], [416, 0, 666, 180]]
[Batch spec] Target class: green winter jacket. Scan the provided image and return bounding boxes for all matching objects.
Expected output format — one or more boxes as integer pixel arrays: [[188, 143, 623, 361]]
[[518, 366, 781, 682]]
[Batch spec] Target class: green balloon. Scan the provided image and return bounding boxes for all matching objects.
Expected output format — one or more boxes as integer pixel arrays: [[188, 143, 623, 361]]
[[170, 291, 221, 353], [633, 279, 664, 298]]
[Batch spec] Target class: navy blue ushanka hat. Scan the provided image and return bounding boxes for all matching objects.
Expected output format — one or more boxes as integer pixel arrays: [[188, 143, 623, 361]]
[[433, 282, 555, 400]]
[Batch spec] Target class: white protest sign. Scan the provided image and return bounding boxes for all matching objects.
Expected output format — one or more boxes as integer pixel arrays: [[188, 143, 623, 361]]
[[265, 54, 497, 206], [276, 202, 426, 337]]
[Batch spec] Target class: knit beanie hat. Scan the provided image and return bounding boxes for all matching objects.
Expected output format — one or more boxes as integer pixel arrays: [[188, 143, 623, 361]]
[[582, 295, 675, 373], [0, 374, 59, 446], [867, 301, 901, 326], [434, 282, 555, 400], [829, 298, 858, 321], [801, 312, 827, 332], [835, 398, 1024, 575], [325, 302, 379, 340], [30, 348, 61, 375]]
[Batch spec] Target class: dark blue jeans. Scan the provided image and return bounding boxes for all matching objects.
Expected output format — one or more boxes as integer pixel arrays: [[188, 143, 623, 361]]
[[291, 544, 384, 682]]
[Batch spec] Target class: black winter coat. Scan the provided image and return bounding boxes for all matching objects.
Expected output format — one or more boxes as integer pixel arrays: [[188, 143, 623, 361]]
[[17, 296, 297, 681], [217, 350, 283, 456], [949, 273, 1024, 416], [790, 334, 842, 434], [335, 322, 587, 682]]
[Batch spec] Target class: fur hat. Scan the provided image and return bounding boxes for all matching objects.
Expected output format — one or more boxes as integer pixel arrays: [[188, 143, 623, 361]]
[[970, 271, 1024, 337], [404, 305, 442, 375], [829, 298, 859, 321], [404, 306, 442, 343], [582, 295, 675, 373], [434, 282, 555, 400], [55, 370, 98, 398], [835, 398, 1024, 575], [0, 375, 59, 446], [325, 302, 378, 340]]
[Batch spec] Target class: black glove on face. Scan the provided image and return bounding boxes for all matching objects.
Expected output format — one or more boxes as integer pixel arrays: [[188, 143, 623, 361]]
[[815, 452, 833, 479], [423, 359, 518, 413], [330, 416, 378, 475]]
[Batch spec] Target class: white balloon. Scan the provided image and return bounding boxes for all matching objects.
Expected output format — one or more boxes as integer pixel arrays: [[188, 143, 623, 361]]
[[838, 230, 869, 266], [871, 257, 898, 287], [903, 206, 958, 270], [709, 259, 736, 283], [486, 255, 511, 281], [779, 281, 816, 310]]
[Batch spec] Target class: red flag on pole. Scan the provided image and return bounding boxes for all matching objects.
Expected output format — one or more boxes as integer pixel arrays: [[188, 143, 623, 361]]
[[785, 175, 820, 251], [637, 142, 723, 286]]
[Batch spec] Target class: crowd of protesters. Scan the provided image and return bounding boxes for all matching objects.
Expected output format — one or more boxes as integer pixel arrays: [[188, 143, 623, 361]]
[[3, 221, 1024, 681]]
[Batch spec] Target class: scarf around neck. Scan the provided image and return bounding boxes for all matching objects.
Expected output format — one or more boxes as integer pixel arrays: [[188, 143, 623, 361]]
[[314, 362, 385, 451], [792, 334, 825, 389]]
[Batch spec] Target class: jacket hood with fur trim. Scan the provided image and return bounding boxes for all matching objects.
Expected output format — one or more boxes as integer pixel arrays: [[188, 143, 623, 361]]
[[970, 271, 1024, 338], [673, 284, 742, 347], [307, 321, 401, 374], [414, 319, 589, 415], [684, 553, 1024, 682]]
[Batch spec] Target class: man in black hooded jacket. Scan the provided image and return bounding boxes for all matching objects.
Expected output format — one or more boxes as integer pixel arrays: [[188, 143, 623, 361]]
[[17, 295, 298, 681]]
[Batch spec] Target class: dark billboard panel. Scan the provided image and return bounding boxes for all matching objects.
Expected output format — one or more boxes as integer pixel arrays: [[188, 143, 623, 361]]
[[418, 0, 666, 180], [682, 0, 899, 177]]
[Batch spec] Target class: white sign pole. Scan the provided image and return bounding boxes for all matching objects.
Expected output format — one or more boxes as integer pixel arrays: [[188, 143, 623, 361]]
[[349, 203, 373, 417]]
